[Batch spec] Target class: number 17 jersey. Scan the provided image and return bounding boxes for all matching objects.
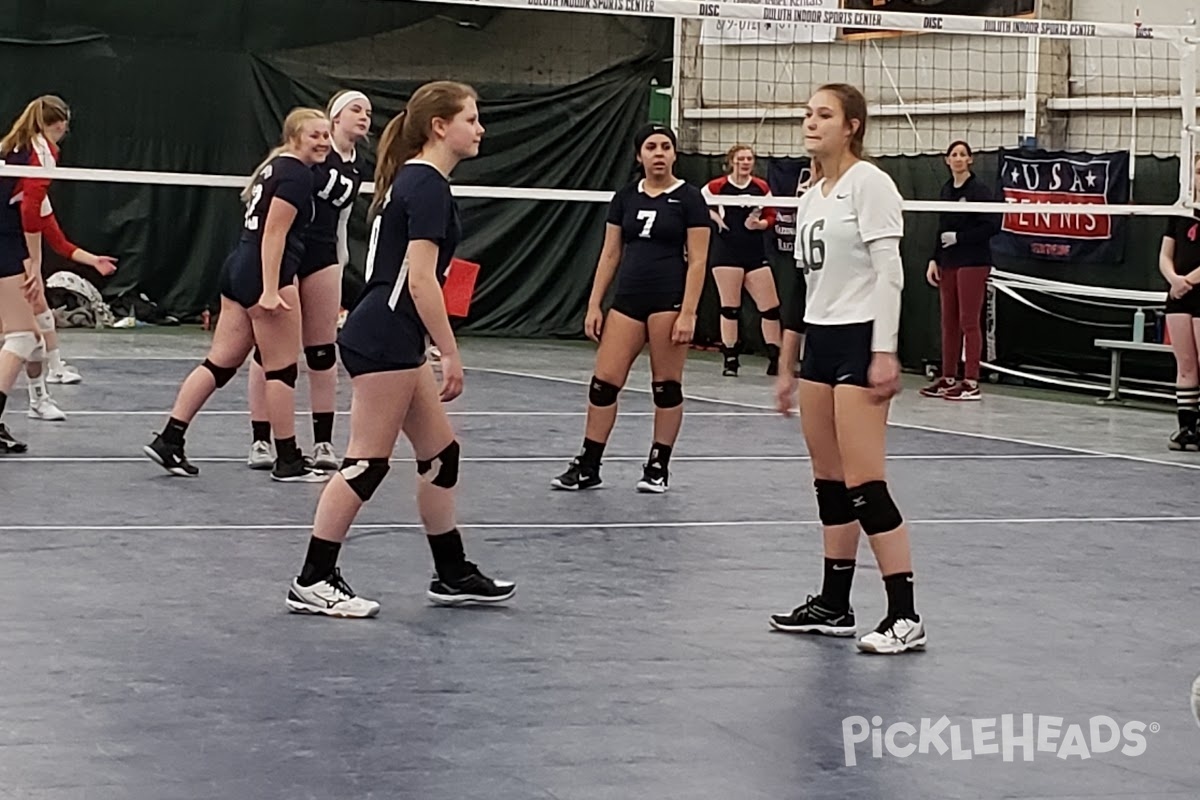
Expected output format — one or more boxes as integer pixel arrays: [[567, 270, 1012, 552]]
[[792, 160, 903, 326]]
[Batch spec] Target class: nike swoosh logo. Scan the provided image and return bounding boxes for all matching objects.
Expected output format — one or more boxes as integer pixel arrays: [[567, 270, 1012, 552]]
[[837, 193, 850, 200], [831, 565, 853, 571]]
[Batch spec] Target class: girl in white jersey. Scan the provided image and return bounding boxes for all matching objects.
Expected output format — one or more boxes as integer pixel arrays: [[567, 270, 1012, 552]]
[[769, 83, 925, 655]]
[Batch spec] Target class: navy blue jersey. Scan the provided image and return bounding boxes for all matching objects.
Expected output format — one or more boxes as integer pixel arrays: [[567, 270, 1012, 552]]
[[306, 148, 363, 246], [0, 148, 32, 241], [339, 161, 460, 361], [608, 179, 709, 295], [239, 154, 315, 275]]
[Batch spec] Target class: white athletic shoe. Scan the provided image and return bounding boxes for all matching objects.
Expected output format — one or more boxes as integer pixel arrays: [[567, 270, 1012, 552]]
[[27, 395, 66, 421], [247, 440, 273, 470], [286, 569, 380, 618], [46, 364, 82, 384], [857, 617, 927, 654], [311, 441, 339, 471], [1191, 673, 1200, 727]]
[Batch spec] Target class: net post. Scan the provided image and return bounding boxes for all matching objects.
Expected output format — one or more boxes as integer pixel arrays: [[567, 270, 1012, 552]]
[[1021, 34, 1040, 146], [1178, 27, 1197, 205], [669, 16, 683, 134]]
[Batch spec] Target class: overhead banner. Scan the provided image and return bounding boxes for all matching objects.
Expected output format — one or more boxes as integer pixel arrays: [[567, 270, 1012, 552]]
[[992, 148, 1130, 264], [699, 0, 838, 45], [840, 0, 1036, 39], [766, 157, 812, 254]]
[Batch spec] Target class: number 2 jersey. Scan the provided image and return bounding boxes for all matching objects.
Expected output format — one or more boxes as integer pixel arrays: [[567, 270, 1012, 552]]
[[791, 160, 904, 328], [607, 178, 710, 297], [237, 154, 315, 282], [338, 160, 460, 365]]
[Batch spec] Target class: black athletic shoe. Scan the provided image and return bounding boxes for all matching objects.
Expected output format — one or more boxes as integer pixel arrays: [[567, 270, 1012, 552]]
[[551, 458, 602, 490], [427, 561, 516, 606], [636, 462, 669, 493], [271, 455, 329, 483], [769, 594, 857, 636], [1169, 427, 1200, 452], [0, 423, 27, 454], [722, 349, 740, 377], [143, 434, 199, 476]]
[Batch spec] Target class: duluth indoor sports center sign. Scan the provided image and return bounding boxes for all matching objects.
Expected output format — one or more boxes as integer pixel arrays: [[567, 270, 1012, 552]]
[[840, 0, 1035, 38], [993, 149, 1130, 263]]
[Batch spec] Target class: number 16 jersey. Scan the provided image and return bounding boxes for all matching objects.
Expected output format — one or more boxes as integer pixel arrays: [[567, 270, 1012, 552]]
[[791, 160, 903, 327]]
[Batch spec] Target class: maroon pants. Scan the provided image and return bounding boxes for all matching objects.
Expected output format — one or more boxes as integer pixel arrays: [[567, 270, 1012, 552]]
[[940, 266, 990, 381]]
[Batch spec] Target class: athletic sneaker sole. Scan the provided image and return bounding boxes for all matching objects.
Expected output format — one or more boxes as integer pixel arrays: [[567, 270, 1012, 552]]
[[142, 444, 197, 477], [285, 598, 380, 619], [550, 479, 601, 491], [856, 635, 928, 654], [769, 619, 858, 637], [426, 586, 517, 606], [636, 481, 668, 494], [271, 470, 330, 483]]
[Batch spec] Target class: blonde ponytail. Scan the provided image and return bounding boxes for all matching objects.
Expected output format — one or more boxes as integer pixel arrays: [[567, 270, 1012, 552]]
[[0, 95, 70, 156]]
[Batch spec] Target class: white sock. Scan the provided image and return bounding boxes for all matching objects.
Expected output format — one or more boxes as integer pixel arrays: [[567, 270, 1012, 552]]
[[46, 348, 64, 372], [28, 371, 47, 403]]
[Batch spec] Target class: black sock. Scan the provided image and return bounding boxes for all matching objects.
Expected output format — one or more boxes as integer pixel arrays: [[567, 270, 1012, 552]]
[[313, 412, 335, 445], [0, 391, 7, 417], [821, 558, 856, 610], [275, 435, 301, 463], [427, 528, 466, 580], [766, 343, 781, 362], [162, 417, 189, 445], [298, 537, 342, 586], [647, 441, 672, 470], [1177, 386, 1199, 430], [251, 420, 271, 443], [580, 437, 606, 466], [883, 572, 918, 621]]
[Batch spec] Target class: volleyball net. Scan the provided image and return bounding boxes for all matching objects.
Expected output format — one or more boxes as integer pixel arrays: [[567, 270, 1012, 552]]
[[2, 1, 1198, 397]]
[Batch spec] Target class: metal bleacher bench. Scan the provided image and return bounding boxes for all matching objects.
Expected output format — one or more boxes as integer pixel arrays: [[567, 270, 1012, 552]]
[[1093, 338, 1174, 403]]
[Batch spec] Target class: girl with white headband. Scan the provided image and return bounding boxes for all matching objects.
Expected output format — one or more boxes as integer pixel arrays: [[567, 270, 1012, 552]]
[[246, 89, 372, 472]]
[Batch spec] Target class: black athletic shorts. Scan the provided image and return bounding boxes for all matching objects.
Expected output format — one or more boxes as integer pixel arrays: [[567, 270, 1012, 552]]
[[799, 321, 873, 388], [0, 234, 28, 279], [609, 292, 683, 323], [297, 241, 339, 279], [710, 236, 769, 272], [219, 245, 299, 309], [1165, 288, 1200, 317]]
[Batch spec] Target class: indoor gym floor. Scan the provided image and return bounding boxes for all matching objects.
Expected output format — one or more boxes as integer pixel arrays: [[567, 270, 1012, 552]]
[[1, 332, 1197, 800]]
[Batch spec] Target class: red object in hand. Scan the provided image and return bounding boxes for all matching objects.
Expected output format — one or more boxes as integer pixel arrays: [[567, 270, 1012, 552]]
[[443, 258, 480, 318]]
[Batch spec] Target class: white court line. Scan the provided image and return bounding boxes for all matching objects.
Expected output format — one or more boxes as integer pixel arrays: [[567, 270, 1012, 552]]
[[470, 366, 1200, 473], [3, 515, 1199, 532], [24, 410, 774, 417], [0, 454, 1110, 464]]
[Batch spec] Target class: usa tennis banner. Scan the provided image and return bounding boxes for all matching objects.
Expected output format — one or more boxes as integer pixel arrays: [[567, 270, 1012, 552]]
[[992, 148, 1130, 263]]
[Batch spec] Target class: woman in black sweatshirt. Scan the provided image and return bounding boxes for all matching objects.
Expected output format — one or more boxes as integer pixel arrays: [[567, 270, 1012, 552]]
[[920, 140, 1000, 401]]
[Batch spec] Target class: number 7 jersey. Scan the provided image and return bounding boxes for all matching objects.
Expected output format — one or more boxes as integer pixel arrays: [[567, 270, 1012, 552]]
[[792, 160, 904, 326]]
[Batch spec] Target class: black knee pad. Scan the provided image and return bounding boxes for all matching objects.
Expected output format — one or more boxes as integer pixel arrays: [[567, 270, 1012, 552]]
[[417, 440, 460, 489], [814, 479, 855, 526], [588, 376, 620, 407], [305, 343, 337, 372], [848, 480, 904, 535], [265, 363, 299, 388], [252, 347, 263, 366], [339, 457, 390, 502], [719, 305, 741, 321], [651, 380, 683, 408], [759, 305, 781, 321], [201, 359, 238, 389]]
